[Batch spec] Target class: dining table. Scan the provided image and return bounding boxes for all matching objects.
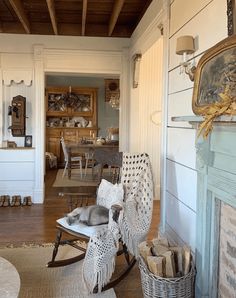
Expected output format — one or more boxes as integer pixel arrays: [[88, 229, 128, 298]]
[[65, 142, 119, 179]]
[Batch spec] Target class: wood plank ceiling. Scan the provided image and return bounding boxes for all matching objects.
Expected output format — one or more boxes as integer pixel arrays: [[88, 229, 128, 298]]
[[0, 0, 153, 37]]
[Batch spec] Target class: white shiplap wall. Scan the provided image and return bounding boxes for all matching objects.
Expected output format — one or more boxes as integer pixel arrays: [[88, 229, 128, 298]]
[[137, 38, 163, 197], [129, 1, 164, 198], [129, 38, 163, 198], [165, 0, 228, 249]]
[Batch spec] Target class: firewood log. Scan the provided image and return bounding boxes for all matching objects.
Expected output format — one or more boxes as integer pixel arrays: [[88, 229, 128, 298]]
[[147, 256, 166, 277]]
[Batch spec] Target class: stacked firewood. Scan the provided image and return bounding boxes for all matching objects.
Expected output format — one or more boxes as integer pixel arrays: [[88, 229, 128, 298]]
[[138, 237, 191, 278]]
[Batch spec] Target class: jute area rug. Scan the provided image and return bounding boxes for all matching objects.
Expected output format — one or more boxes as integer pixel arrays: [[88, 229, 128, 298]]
[[0, 243, 116, 298], [53, 169, 111, 188]]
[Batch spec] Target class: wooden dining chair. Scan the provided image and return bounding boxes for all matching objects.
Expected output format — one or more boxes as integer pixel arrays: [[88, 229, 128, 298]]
[[84, 149, 95, 177], [60, 137, 83, 178]]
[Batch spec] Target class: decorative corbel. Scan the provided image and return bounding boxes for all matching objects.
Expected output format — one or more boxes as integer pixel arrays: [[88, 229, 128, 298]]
[[132, 53, 142, 88]]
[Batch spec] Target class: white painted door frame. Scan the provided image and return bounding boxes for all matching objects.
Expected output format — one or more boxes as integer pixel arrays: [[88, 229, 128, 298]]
[[35, 47, 129, 203]]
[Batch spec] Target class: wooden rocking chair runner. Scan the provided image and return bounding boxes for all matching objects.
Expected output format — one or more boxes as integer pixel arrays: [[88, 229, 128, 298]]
[[47, 152, 153, 294]]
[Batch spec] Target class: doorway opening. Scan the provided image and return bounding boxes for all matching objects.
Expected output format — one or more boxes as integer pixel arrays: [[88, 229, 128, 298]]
[[44, 73, 120, 188]]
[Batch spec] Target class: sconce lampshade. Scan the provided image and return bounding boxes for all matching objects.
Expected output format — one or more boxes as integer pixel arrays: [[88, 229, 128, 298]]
[[176, 35, 195, 55]]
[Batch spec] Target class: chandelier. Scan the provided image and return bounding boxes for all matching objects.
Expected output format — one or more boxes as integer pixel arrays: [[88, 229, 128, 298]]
[[63, 86, 78, 107], [109, 90, 120, 110]]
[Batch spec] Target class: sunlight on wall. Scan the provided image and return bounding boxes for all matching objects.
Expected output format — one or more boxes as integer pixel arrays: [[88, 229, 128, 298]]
[[131, 37, 163, 197]]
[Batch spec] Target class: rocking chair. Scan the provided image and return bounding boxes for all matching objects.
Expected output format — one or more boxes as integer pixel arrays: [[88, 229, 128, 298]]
[[47, 151, 153, 293]]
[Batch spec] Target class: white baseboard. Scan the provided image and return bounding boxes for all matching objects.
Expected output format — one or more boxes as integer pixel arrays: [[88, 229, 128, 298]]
[[33, 188, 45, 203]]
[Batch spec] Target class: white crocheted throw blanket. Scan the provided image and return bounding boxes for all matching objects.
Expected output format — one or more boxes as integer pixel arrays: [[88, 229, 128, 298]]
[[82, 152, 153, 293]]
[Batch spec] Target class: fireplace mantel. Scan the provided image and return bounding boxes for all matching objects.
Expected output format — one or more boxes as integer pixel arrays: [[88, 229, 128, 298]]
[[172, 115, 236, 123], [172, 116, 236, 297]]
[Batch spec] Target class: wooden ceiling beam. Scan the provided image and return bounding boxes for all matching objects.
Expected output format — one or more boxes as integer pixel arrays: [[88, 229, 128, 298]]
[[8, 0, 30, 34], [46, 0, 58, 35], [82, 0, 88, 36], [108, 0, 125, 36]]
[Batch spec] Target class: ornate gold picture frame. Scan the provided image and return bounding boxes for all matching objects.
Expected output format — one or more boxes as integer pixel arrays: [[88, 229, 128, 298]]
[[192, 34, 236, 115], [227, 0, 236, 36]]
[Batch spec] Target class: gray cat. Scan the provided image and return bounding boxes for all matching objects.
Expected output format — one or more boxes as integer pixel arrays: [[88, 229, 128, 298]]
[[66, 205, 109, 226]]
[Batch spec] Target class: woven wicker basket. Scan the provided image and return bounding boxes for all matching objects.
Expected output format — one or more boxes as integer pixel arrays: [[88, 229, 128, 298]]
[[139, 257, 196, 298]]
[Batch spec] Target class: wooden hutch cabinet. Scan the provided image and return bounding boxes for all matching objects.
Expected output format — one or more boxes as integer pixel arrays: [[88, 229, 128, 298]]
[[45, 86, 98, 166]]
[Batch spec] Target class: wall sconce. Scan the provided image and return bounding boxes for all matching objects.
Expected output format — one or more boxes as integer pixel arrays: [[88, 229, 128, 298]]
[[176, 35, 196, 81], [109, 91, 120, 110], [132, 53, 142, 88]]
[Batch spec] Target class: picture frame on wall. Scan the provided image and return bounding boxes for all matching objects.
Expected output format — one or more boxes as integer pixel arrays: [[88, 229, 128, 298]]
[[192, 34, 236, 115], [25, 135, 32, 147]]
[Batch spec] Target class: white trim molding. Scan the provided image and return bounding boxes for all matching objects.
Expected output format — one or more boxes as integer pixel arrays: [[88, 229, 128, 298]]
[[33, 44, 45, 203], [119, 48, 129, 151], [2, 69, 33, 86], [130, 6, 164, 56], [44, 49, 122, 75], [159, 0, 170, 234], [42, 47, 126, 201]]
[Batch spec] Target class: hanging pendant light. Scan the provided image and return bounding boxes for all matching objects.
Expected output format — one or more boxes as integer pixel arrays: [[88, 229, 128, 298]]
[[109, 90, 120, 110], [105, 79, 120, 110]]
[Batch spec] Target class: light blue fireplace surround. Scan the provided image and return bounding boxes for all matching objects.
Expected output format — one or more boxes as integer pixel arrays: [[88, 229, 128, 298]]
[[172, 115, 236, 297]]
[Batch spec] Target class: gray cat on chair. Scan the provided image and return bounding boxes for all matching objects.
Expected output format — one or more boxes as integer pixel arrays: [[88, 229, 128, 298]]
[[66, 205, 109, 226]]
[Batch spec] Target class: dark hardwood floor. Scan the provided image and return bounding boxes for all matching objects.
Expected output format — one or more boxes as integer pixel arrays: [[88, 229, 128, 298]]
[[0, 169, 160, 298]]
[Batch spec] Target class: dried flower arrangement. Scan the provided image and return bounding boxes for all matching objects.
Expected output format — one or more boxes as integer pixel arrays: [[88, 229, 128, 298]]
[[197, 86, 236, 139]]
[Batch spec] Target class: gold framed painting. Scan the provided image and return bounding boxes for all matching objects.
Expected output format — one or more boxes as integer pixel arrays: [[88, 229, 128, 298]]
[[192, 34, 236, 115], [227, 0, 236, 36]]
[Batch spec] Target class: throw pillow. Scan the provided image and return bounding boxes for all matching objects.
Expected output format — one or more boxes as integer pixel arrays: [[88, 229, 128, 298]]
[[97, 179, 124, 209]]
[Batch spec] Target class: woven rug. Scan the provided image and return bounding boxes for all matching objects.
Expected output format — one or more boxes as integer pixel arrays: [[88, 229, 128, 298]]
[[0, 243, 116, 298], [52, 169, 112, 188]]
